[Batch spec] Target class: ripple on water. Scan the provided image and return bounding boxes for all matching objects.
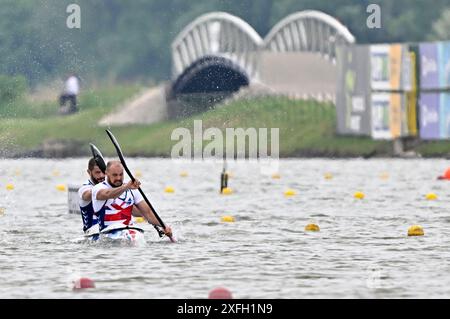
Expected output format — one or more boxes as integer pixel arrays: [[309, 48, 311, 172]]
[[2, 158, 450, 298]]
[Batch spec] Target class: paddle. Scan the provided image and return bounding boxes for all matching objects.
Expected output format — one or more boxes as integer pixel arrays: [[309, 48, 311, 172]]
[[105, 129, 175, 242], [89, 143, 106, 173]]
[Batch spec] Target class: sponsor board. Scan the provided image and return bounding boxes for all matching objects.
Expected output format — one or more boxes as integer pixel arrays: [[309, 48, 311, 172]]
[[419, 93, 440, 139]]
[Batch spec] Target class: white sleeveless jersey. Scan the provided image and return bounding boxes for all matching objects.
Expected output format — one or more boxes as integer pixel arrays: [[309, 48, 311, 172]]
[[78, 179, 97, 232], [92, 180, 143, 231]]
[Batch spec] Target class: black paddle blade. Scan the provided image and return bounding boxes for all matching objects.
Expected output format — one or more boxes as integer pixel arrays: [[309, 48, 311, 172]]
[[105, 129, 135, 181], [105, 129, 123, 157], [89, 143, 106, 173]]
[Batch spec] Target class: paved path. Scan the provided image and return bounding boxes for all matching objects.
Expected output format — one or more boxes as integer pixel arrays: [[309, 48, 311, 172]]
[[98, 85, 168, 126]]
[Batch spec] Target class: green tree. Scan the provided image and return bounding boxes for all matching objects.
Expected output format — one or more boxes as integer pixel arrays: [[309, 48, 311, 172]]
[[0, 74, 27, 105], [0, 0, 448, 86], [430, 8, 450, 41]]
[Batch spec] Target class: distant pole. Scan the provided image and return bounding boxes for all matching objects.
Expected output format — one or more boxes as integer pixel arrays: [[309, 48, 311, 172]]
[[220, 160, 228, 193]]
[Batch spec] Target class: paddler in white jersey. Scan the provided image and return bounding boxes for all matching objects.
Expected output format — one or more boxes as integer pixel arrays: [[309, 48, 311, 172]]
[[78, 158, 105, 236], [92, 161, 172, 238]]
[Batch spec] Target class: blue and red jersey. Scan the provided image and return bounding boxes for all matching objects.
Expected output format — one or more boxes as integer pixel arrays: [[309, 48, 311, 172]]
[[92, 181, 143, 231]]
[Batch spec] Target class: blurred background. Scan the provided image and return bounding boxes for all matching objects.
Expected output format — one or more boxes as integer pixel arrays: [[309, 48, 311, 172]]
[[1, 0, 449, 85], [0, 0, 449, 158]]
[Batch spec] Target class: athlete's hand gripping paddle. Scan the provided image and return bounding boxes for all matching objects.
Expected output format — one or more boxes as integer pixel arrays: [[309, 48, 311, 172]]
[[105, 129, 176, 243]]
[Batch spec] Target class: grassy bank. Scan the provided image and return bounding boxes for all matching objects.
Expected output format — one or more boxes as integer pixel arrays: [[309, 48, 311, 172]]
[[2, 85, 450, 158], [0, 84, 143, 156]]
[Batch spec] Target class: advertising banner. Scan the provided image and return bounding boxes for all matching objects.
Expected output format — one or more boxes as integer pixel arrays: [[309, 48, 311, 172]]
[[370, 45, 390, 90], [419, 93, 440, 139], [371, 93, 405, 139], [440, 93, 450, 139], [406, 52, 418, 136], [438, 41, 450, 89], [370, 44, 406, 91], [371, 93, 391, 139], [390, 93, 402, 138], [419, 43, 439, 89], [336, 45, 371, 136], [389, 44, 402, 90], [401, 47, 413, 92]]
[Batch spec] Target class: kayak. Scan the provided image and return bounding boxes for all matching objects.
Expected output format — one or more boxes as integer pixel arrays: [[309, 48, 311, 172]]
[[83, 223, 145, 246], [101, 227, 145, 244]]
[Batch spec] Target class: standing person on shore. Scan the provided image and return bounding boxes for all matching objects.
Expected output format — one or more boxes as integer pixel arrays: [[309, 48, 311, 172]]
[[59, 73, 80, 114], [92, 161, 172, 239]]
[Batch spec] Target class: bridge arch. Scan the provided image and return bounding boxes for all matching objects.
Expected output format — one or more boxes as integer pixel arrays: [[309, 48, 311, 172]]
[[263, 10, 356, 63], [171, 11, 263, 81], [168, 55, 250, 119], [171, 55, 249, 95], [168, 10, 356, 118]]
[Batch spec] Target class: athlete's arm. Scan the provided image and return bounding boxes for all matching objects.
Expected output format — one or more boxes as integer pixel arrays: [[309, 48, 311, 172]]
[[132, 206, 142, 217], [135, 201, 160, 226], [135, 201, 172, 237], [81, 189, 92, 202], [96, 180, 139, 200]]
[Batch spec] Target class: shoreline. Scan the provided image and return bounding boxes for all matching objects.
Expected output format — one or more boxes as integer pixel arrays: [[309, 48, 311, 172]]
[[0, 148, 439, 160], [3, 89, 450, 161]]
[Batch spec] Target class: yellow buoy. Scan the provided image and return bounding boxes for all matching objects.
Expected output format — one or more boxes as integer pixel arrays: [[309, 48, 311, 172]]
[[221, 187, 233, 195], [52, 170, 60, 177], [354, 191, 365, 200], [272, 173, 281, 179], [221, 216, 235, 223], [305, 224, 320, 232], [164, 186, 175, 193], [284, 189, 296, 197], [135, 170, 143, 178], [324, 173, 333, 180], [426, 193, 437, 200], [0, 207, 5, 216], [134, 217, 145, 223], [6, 183, 14, 191], [56, 184, 67, 192], [408, 225, 424, 237], [180, 171, 188, 177]]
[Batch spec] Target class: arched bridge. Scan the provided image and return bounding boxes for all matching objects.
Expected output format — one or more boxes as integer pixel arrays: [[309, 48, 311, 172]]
[[100, 10, 357, 126], [171, 12, 262, 96], [264, 10, 355, 62], [168, 10, 356, 118]]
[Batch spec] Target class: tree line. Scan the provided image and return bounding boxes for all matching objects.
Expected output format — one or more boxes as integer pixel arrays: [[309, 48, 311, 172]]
[[0, 0, 449, 88]]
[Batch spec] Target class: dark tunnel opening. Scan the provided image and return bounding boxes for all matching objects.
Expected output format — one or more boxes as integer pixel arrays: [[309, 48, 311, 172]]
[[168, 56, 250, 119]]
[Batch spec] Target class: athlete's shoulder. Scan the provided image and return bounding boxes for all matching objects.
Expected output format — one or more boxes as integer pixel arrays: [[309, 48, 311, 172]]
[[93, 181, 109, 190], [84, 179, 92, 185], [81, 180, 94, 187], [78, 180, 94, 196], [92, 181, 109, 205]]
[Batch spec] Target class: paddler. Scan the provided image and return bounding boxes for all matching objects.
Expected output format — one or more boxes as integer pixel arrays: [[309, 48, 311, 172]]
[[78, 158, 105, 236], [92, 161, 172, 237]]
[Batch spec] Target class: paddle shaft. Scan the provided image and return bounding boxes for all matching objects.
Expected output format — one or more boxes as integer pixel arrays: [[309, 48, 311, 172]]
[[121, 159, 166, 230], [105, 130, 174, 241]]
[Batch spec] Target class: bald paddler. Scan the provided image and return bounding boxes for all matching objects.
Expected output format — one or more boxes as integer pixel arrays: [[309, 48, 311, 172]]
[[92, 161, 172, 237]]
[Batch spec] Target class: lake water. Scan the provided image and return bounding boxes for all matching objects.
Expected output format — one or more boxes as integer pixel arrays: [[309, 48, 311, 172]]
[[1, 158, 450, 298]]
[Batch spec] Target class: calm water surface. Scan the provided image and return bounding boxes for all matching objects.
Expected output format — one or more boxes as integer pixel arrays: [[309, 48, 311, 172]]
[[1, 158, 450, 298]]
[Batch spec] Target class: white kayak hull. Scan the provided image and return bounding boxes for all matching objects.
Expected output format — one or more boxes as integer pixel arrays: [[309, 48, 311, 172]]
[[101, 228, 145, 244], [81, 226, 146, 246]]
